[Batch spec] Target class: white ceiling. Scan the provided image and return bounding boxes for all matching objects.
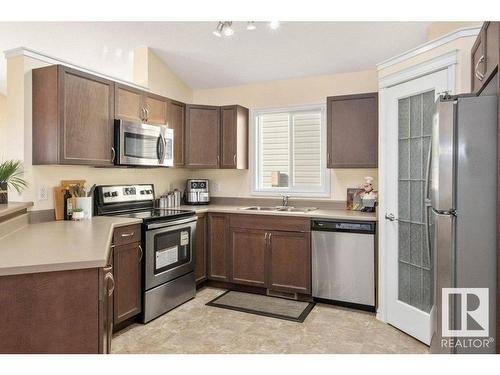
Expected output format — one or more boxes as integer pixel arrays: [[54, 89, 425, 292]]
[[0, 22, 431, 93]]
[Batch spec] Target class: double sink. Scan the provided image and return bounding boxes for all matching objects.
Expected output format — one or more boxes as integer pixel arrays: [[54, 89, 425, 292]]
[[240, 206, 317, 213]]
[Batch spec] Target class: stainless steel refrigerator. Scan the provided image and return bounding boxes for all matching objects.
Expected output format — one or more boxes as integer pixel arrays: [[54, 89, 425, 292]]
[[430, 94, 497, 354]]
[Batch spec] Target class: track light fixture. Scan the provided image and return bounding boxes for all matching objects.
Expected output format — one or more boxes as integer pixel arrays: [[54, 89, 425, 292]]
[[212, 21, 281, 37]]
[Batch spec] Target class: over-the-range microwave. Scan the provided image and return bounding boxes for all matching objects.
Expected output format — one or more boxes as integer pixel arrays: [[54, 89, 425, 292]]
[[114, 119, 173, 167]]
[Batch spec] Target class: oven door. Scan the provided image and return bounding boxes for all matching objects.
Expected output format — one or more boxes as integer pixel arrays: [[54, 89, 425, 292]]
[[116, 120, 173, 167], [144, 217, 196, 290]]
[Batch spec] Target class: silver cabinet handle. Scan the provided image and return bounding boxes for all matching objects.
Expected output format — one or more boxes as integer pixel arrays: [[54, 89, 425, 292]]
[[233, 154, 237, 166], [217, 155, 220, 165], [144, 108, 149, 123], [327, 152, 331, 166], [104, 272, 115, 297], [121, 232, 135, 237], [384, 213, 397, 221], [268, 232, 272, 247], [138, 244, 143, 262], [264, 232, 269, 246], [111, 147, 116, 163], [475, 55, 485, 81], [140, 108, 145, 122]]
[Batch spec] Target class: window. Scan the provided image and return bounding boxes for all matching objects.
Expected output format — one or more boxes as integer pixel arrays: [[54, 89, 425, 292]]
[[252, 105, 329, 196]]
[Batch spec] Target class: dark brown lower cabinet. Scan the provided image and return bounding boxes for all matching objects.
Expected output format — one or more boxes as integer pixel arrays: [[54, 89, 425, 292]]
[[194, 213, 207, 283], [0, 267, 113, 353], [207, 213, 230, 281], [268, 231, 311, 294], [230, 228, 267, 287], [209, 214, 311, 295], [113, 242, 142, 324]]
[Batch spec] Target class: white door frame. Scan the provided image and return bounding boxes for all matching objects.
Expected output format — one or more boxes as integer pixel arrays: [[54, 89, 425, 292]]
[[377, 51, 457, 339]]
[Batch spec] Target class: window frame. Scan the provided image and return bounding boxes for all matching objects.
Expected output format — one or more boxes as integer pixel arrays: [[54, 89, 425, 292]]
[[250, 103, 330, 197]]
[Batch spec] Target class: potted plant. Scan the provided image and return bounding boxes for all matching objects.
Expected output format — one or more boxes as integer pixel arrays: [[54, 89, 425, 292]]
[[0, 160, 28, 204]]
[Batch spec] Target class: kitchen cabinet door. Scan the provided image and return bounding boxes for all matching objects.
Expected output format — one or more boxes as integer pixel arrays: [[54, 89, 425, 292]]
[[185, 104, 221, 168], [268, 231, 311, 294], [113, 242, 142, 324], [115, 84, 144, 122], [194, 214, 207, 283], [220, 105, 248, 169], [484, 22, 499, 83], [327, 93, 378, 168], [32, 65, 115, 166], [471, 30, 486, 94], [207, 213, 229, 281], [168, 99, 186, 166], [229, 228, 267, 287], [144, 94, 167, 125]]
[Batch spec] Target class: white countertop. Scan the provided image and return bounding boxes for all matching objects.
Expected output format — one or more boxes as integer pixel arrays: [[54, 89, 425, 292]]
[[0, 216, 142, 276], [178, 204, 377, 222]]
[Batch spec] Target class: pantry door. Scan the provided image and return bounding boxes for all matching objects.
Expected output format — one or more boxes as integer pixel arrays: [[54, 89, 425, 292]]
[[379, 69, 450, 345]]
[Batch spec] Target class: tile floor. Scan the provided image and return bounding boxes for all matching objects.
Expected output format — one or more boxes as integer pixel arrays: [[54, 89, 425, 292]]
[[112, 287, 429, 354]]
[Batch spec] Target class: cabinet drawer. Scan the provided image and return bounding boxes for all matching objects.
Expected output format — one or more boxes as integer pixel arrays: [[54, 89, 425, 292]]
[[113, 224, 141, 246], [230, 214, 310, 233]]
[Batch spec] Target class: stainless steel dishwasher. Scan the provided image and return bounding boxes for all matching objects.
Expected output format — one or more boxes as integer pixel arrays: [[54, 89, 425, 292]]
[[311, 219, 376, 311]]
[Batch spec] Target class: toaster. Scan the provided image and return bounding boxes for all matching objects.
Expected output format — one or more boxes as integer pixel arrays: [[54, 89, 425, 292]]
[[184, 179, 210, 205]]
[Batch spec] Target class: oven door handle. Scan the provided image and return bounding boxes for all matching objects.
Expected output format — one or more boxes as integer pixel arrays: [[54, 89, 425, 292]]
[[145, 216, 197, 230]]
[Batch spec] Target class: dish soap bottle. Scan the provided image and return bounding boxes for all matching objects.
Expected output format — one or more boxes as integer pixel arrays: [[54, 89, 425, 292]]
[[64, 187, 73, 220]]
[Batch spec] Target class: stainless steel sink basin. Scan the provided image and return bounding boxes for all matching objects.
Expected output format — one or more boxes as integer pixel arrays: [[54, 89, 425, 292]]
[[240, 206, 317, 213], [240, 206, 280, 211]]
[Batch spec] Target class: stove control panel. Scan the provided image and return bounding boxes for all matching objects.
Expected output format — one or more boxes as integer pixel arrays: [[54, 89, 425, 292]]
[[101, 184, 154, 204]]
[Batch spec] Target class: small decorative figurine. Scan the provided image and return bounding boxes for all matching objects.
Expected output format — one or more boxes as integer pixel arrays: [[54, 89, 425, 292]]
[[360, 176, 377, 212]]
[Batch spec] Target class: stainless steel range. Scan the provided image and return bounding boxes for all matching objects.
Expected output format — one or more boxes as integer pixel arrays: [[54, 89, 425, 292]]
[[94, 184, 196, 323]]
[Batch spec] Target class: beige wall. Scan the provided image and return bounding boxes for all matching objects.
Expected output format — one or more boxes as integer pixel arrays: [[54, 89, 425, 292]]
[[134, 47, 193, 103], [427, 22, 482, 41], [192, 70, 379, 201], [0, 93, 6, 153]]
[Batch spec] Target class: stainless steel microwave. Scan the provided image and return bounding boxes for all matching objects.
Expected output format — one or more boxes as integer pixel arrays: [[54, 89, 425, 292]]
[[114, 119, 173, 167]]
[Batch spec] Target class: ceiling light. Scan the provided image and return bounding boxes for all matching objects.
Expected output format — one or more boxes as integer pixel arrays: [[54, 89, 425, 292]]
[[213, 22, 223, 37], [246, 21, 256, 30], [269, 21, 280, 30], [223, 21, 234, 36]]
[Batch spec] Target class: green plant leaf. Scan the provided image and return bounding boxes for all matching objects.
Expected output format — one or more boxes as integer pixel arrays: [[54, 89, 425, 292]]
[[0, 160, 28, 193]]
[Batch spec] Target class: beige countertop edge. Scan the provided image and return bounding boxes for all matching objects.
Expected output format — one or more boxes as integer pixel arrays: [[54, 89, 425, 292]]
[[181, 205, 377, 222], [0, 201, 34, 219], [0, 217, 142, 277]]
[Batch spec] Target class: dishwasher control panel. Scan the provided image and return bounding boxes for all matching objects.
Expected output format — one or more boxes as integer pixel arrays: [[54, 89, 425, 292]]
[[311, 219, 375, 234]]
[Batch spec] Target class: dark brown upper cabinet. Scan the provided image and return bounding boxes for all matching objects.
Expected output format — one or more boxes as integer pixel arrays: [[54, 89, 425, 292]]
[[471, 22, 499, 94], [185, 104, 221, 168], [220, 105, 249, 169], [32, 65, 115, 166], [327, 92, 378, 168], [168, 99, 186, 167], [115, 84, 167, 125]]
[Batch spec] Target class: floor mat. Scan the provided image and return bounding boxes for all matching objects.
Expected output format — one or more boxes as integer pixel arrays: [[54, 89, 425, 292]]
[[206, 290, 315, 322]]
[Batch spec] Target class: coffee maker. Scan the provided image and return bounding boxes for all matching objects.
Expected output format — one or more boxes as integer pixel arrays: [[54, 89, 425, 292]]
[[184, 179, 210, 205]]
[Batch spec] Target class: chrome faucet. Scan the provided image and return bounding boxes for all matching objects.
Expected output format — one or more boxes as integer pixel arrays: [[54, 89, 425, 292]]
[[280, 194, 290, 207]]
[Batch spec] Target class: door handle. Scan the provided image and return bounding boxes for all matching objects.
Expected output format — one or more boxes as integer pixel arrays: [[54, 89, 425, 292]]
[[111, 147, 116, 163], [384, 213, 397, 221], [104, 272, 115, 297], [138, 244, 143, 262], [475, 55, 485, 81]]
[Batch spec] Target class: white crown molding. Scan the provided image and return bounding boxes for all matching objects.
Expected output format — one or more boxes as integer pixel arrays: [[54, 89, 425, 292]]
[[377, 26, 481, 71], [3, 46, 148, 91], [378, 50, 458, 89]]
